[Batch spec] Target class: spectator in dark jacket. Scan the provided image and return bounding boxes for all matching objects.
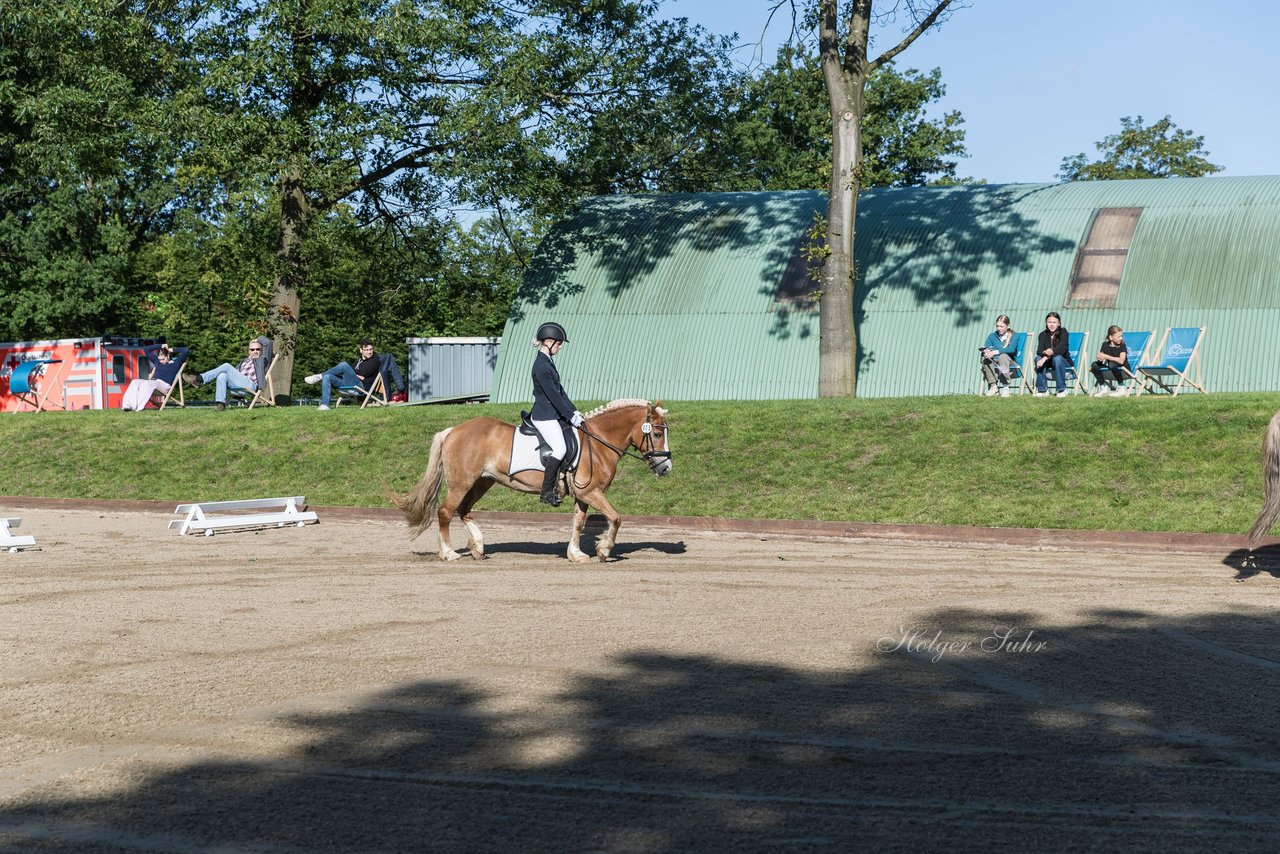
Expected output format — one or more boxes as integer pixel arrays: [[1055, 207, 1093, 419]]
[[1033, 312, 1072, 397], [305, 339, 405, 410]]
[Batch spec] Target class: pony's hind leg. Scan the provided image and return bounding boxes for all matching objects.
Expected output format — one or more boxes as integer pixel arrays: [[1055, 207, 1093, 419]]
[[436, 486, 466, 561], [457, 479, 495, 560]]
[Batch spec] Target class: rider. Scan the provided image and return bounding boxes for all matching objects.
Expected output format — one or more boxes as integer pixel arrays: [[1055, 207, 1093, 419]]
[[531, 321, 585, 506]]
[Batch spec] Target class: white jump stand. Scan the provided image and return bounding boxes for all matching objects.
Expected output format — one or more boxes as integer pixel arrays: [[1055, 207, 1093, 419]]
[[1, 517, 37, 552], [168, 496, 319, 537]]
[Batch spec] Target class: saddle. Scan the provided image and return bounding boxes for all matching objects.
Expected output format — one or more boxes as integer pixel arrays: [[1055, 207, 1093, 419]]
[[520, 411, 579, 472]]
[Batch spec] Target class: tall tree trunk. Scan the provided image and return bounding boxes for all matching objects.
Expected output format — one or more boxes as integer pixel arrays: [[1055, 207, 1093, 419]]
[[265, 3, 320, 404], [271, 170, 308, 403], [813, 0, 954, 397], [817, 0, 869, 398]]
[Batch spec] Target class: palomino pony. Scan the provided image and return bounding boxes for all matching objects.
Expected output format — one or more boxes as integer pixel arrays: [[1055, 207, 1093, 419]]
[[394, 399, 672, 562], [1250, 408, 1280, 543]]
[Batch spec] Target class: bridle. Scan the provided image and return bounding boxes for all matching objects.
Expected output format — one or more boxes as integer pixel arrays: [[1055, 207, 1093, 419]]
[[577, 412, 671, 473]]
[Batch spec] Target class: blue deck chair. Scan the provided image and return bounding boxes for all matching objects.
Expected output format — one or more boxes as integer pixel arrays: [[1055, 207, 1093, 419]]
[[227, 353, 278, 409], [1136, 327, 1208, 396], [8, 359, 65, 411], [1060, 330, 1089, 396], [977, 331, 1030, 396], [1111, 329, 1155, 394], [334, 371, 388, 408]]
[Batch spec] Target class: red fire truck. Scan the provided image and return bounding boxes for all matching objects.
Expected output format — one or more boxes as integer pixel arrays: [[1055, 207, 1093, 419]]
[[0, 335, 161, 412]]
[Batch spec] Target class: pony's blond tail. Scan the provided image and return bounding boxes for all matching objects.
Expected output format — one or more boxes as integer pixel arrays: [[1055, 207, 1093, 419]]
[[1249, 410, 1280, 543], [393, 427, 452, 539]]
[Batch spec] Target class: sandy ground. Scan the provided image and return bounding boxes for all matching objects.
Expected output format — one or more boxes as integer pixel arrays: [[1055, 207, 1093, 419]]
[[2, 504, 1280, 852]]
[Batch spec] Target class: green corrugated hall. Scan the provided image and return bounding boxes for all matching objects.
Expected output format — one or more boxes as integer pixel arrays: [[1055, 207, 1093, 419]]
[[490, 176, 1280, 402]]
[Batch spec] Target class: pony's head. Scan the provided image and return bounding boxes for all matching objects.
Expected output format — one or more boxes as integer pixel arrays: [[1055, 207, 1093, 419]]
[[640, 400, 672, 476], [585, 399, 672, 476]]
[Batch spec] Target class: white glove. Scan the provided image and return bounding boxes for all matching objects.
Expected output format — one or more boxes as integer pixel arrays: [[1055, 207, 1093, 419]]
[[571, 412, 585, 428]]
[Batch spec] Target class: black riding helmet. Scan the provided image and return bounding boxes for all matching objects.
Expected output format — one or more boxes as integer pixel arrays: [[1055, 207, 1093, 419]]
[[536, 321, 569, 343]]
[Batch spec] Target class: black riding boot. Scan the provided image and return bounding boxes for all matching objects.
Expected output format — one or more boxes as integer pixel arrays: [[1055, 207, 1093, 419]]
[[539, 459, 562, 506]]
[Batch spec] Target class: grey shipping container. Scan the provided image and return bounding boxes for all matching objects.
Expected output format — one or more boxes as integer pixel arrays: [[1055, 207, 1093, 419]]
[[407, 337, 501, 402]]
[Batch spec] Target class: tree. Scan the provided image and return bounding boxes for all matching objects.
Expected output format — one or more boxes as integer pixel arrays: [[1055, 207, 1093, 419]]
[[187, 0, 732, 397], [0, 0, 195, 340], [809, 0, 958, 397], [1057, 115, 1224, 181], [731, 45, 967, 191], [605, 43, 968, 194]]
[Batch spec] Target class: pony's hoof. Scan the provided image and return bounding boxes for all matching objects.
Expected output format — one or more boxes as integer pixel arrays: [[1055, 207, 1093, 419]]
[[441, 550, 462, 562], [468, 549, 486, 561]]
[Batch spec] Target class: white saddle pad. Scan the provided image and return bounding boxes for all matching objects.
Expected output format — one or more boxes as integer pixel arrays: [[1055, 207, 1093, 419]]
[[508, 428, 582, 475]]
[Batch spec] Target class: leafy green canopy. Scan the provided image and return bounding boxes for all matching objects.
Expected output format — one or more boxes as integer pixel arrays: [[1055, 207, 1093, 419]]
[[1058, 115, 1224, 181], [0, 0, 196, 341], [1, 0, 972, 380], [624, 44, 970, 193]]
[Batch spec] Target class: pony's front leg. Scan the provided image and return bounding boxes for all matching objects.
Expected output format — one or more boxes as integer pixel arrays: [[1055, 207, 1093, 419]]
[[567, 500, 593, 563], [581, 490, 621, 562]]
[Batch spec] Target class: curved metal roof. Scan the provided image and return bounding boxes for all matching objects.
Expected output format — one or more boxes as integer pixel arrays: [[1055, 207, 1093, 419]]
[[491, 192, 825, 402], [493, 176, 1280, 400]]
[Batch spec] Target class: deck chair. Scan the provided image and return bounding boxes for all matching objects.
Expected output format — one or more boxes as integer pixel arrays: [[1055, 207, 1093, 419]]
[[152, 365, 186, 410], [978, 331, 1031, 396], [1061, 330, 1090, 396], [8, 359, 65, 411], [1136, 327, 1208, 396], [1110, 329, 1155, 394], [227, 353, 278, 409], [334, 371, 388, 408]]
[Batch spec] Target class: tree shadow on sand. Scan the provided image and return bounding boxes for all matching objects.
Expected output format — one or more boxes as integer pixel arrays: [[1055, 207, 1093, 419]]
[[5, 608, 1280, 850]]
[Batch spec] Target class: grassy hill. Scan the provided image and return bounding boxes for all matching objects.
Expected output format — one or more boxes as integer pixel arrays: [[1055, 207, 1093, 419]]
[[3, 393, 1278, 535]]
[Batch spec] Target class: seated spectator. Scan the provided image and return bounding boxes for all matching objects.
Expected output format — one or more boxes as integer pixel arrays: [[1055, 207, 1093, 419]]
[[1090, 325, 1131, 397], [979, 314, 1019, 397], [1033, 312, 1072, 398], [184, 336, 273, 411], [304, 338, 406, 410], [121, 342, 189, 411]]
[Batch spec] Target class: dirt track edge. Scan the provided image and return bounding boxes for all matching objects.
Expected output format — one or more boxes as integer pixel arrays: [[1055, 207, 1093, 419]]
[[2, 494, 1274, 556]]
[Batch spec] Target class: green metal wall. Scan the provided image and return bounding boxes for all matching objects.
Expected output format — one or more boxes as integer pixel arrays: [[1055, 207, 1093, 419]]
[[491, 192, 825, 403], [493, 177, 1280, 402]]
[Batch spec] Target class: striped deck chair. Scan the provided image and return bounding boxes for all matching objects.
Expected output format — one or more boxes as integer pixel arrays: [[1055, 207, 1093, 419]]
[[1136, 327, 1207, 396], [8, 359, 65, 411]]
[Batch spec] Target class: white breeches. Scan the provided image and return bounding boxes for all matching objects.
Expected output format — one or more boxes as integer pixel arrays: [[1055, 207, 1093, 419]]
[[532, 419, 565, 461]]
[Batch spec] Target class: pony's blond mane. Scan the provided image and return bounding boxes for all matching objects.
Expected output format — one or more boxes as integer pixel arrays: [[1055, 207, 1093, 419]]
[[585, 398, 650, 419]]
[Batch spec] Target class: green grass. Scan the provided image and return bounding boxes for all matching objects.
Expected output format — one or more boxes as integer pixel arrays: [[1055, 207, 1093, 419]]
[[2, 392, 1277, 535]]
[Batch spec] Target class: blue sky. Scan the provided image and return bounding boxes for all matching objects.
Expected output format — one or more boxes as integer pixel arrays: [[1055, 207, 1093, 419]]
[[672, 0, 1280, 184]]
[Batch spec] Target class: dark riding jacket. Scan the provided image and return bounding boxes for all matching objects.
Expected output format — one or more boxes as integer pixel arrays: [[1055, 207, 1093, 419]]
[[531, 351, 577, 422]]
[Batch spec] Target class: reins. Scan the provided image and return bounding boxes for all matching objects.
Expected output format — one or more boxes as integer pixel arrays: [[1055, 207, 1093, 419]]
[[570, 414, 671, 490]]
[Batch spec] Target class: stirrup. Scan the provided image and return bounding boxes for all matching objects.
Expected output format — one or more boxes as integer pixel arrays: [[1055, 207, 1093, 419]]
[[539, 489, 562, 507]]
